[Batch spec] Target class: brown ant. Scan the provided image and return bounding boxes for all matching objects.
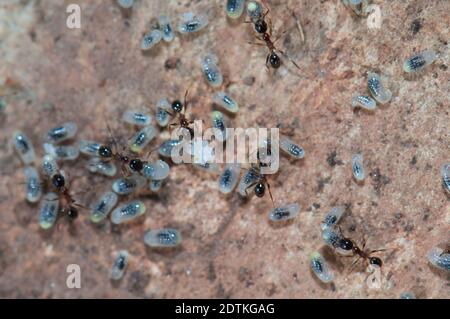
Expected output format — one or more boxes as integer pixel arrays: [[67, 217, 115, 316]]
[[167, 89, 196, 139], [242, 149, 275, 205], [336, 233, 385, 269], [49, 171, 86, 220]]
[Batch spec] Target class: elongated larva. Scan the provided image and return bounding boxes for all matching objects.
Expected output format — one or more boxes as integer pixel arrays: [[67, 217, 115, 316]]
[[351, 153, 365, 182], [403, 50, 437, 73], [213, 91, 239, 113], [367, 72, 392, 104], [322, 227, 343, 248], [237, 166, 260, 197], [129, 125, 156, 153], [112, 175, 146, 195], [159, 15, 174, 42], [427, 247, 450, 271], [310, 252, 334, 283], [141, 30, 163, 51], [177, 12, 209, 34], [24, 166, 42, 203], [280, 136, 304, 159], [352, 95, 377, 111], [149, 179, 163, 192], [399, 292, 416, 299], [226, 0, 245, 19], [90, 191, 118, 223], [219, 163, 241, 194], [43, 143, 80, 161], [321, 206, 345, 231], [211, 111, 228, 142], [79, 140, 102, 157], [159, 139, 183, 158], [144, 228, 182, 247], [111, 250, 128, 281], [194, 162, 219, 173], [141, 160, 170, 180], [246, 1, 263, 22], [39, 192, 59, 230], [13, 131, 36, 165], [201, 54, 223, 87], [155, 98, 172, 127], [440, 163, 450, 195], [45, 122, 77, 144], [268, 203, 300, 222], [42, 154, 58, 177], [122, 111, 152, 127], [111, 200, 146, 224], [87, 157, 117, 177], [117, 0, 134, 9]]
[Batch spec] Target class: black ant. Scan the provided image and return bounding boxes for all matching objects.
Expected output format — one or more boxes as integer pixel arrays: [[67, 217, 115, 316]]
[[242, 149, 275, 205], [49, 171, 86, 220], [337, 234, 385, 269], [168, 89, 196, 139]]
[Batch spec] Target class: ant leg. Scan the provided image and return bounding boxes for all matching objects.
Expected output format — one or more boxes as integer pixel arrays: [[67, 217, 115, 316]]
[[104, 115, 119, 151], [273, 30, 288, 44], [348, 256, 362, 273], [244, 182, 257, 197], [265, 53, 271, 70], [247, 41, 265, 46], [277, 49, 301, 70], [266, 180, 274, 206]]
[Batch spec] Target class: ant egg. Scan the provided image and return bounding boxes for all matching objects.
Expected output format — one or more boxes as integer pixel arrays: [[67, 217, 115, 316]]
[[129, 125, 156, 153], [122, 111, 152, 127], [177, 12, 209, 34], [211, 111, 228, 142], [440, 163, 450, 194], [351, 95, 377, 111], [117, 0, 134, 9], [13, 131, 36, 165], [219, 163, 241, 194], [42, 154, 58, 177], [280, 136, 304, 159], [43, 143, 80, 161], [246, 1, 263, 22], [141, 30, 163, 51], [367, 72, 392, 104], [226, 0, 245, 19], [268, 203, 301, 222], [90, 191, 118, 223], [321, 206, 345, 231], [351, 153, 366, 182], [112, 175, 146, 195], [322, 227, 343, 248], [142, 160, 170, 180], [403, 50, 437, 73], [39, 192, 59, 230], [79, 140, 102, 157], [45, 122, 77, 144], [111, 250, 128, 281], [237, 167, 260, 197], [149, 179, 163, 192], [87, 157, 117, 177], [399, 292, 416, 299], [159, 15, 174, 42], [144, 228, 182, 247], [427, 247, 450, 271], [310, 252, 334, 283], [110, 200, 146, 224], [213, 91, 239, 113], [24, 166, 42, 203], [155, 98, 172, 127], [201, 54, 223, 87], [159, 139, 183, 158]]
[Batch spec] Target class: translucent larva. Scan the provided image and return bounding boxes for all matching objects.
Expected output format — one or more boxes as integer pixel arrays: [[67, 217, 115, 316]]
[[237, 166, 260, 197], [399, 292, 416, 299], [41, 154, 58, 177], [158, 15, 174, 42], [246, 1, 263, 22], [268, 203, 301, 222], [321, 206, 345, 231], [351, 153, 366, 182], [427, 247, 450, 271], [212, 91, 239, 113], [159, 139, 183, 158], [13, 131, 36, 165], [155, 98, 172, 127], [90, 191, 118, 223], [129, 125, 156, 153], [194, 162, 219, 173], [112, 175, 146, 195], [110, 200, 146, 224], [310, 252, 334, 283], [122, 111, 152, 127], [43, 143, 80, 161], [211, 111, 228, 142], [39, 192, 59, 230], [144, 228, 182, 247], [440, 163, 450, 195], [351, 95, 377, 111], [201, 54, 223, 88], [177, 12, 209, 34], [322, 227, 343, 248], [141, 160, 170, 180], [367, 72, 392, 104], [87, 157, 117, 177], [403, 50, 437, 73], [226, 0, 245, 19], [117, 0, 134, 9], [149, 179, 163, 192], [219, 163, 241, 194], [79, 140, 102, 157], [111, 250, 128, 281], [24, 166, 42, 203], [280, 136, 304, 159], [343, 0, 369, 16], [45, 122, 77, 144], [141, 30, 163, 51]]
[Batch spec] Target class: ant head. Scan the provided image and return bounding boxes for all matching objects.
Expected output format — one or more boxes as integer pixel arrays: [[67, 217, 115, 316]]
[[254, 19, 267, 34], [129, 158, 143, 172], [99, 145, 113, 158], [339, 238, 354, 251], [67, 206, 78, 219], [171, 100, 183, 113], [269, 52, 281, 69], [369, 257, 382, 267], [52, 173, 65, 189], [254, 182, 265, 197]]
